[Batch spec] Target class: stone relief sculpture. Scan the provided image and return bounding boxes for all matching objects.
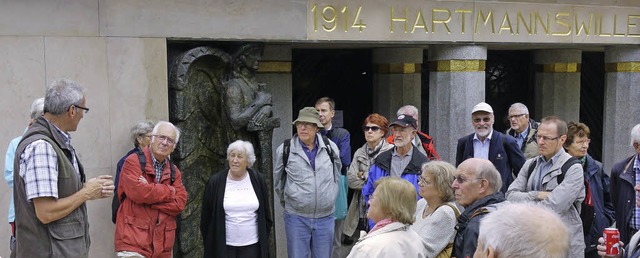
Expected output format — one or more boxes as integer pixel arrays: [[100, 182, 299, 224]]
[[169, 44, 279, 258]]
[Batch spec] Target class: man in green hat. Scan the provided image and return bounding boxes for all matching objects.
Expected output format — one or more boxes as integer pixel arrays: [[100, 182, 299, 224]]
[[274, 107, 342, 258]]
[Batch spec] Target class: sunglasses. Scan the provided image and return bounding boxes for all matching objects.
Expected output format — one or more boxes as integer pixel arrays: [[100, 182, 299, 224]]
[[362, 126, 381, 132]]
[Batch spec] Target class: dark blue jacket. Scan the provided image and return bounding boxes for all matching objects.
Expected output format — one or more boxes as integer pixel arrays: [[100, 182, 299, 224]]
[[362, 147, 428, 229], [583, 154, 615, 252], [611, 155, 638, 244], [456, 131, 526, 193], [452, 191, 506, 258], [321, 127, 351, 175]]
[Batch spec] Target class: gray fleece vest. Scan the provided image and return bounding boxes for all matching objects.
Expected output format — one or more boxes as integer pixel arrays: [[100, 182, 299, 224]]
[[13, 117, 89, 258]]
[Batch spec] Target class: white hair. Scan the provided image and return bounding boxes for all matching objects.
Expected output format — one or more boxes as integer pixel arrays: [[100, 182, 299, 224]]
[[631, 124, 640, 146], [151, 121, 181, 143], [477, 202, 569, 258], [44, 79, 85, 115], [30, 97, 45, 119], [226, 140, 257, 167], [508, 103, 529, 115]]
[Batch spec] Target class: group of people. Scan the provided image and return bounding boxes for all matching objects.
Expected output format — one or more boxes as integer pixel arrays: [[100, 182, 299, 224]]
[[3, 79, 640, 258]]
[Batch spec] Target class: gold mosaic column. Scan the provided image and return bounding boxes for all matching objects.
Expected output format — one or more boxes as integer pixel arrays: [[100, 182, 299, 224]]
[[372, 48, 423, 120], [533, 49, 582, 122], [602, 47, 640, 172], [428, 45, 487, 162]]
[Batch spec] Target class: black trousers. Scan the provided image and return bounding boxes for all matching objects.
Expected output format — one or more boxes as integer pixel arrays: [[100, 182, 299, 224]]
[[226, 242, 260, 258]]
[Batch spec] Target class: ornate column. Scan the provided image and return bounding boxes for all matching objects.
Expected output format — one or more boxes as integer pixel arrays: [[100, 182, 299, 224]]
[[602, 47, 640, 173], [533, 49, 582, 122], [428, 45, 487, 163], [257, 44, 292, 258], [372, 48, 423, 120]]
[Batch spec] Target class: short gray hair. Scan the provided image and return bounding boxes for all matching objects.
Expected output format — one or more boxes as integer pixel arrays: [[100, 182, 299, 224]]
[[508, 103, 529, 115], [44, 79, 85, 115], [151, 121, 181, 143], [30, 98, 45, 119], [476, 161, 502, 193], [631, 124, 640, 146], [397, 105, 419, 120], [130, 121, 155, 147], [226, 140, 257, 167], [477, 202, 569, 258]]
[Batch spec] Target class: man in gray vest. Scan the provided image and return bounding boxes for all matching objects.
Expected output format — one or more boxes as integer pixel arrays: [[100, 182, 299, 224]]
[[506, 103, 540, 159], [12, 79, 115, 258]]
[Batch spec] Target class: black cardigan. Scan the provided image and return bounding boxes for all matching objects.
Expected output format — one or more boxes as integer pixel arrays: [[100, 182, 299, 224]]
[[200, 168, 273, 258]]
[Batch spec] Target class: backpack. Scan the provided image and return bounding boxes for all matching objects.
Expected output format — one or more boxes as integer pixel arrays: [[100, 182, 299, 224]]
[[525, 156, 592, 229], [111, 148, 176, 223], [281, 135, 335, 182]]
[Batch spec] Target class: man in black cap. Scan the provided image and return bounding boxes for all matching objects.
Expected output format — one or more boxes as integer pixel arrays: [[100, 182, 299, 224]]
[[361, 114, 429, 229]]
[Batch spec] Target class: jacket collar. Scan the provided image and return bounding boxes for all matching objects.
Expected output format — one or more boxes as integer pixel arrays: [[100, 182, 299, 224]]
[[458, 191, 505, 224]]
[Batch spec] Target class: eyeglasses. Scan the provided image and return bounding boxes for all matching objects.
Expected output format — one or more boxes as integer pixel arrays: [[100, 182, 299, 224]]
[[362, 126, 381, 132], [536, 135, 560, 142], [507, 114, 526, 120], [153, 135, 176, 146], [453, 175, 483, 184], [73, 105, 90, 114], [574, 139, 591, 146], [418, 175, 430, 185], [391, 126, 413, 133], [472, 117, 492, 123]]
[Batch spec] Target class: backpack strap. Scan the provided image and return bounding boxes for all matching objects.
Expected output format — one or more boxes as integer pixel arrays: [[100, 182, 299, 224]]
[[557, 156, 581, 184], [120, 149, 148, 202], [526, 159, 538, 178], [439, 203, 460, 218]]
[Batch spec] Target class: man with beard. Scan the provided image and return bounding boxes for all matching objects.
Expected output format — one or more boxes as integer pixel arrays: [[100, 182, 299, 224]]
[[456, 102, 525, 193], [362, 114, 429, 229]]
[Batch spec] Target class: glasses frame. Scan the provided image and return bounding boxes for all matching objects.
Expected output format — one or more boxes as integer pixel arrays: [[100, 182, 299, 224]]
[[72, 105, 90, 114], [507, 113, 527, 120], [362, 126, 381, 132], [453, 175, 485, 184], [153, 134, 176, 146], [536, 135, 561, 142]]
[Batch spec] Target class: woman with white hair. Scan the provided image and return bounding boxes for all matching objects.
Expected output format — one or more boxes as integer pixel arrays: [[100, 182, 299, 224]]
[[347, 177, 427, 258], [200, 140, 273, 258]]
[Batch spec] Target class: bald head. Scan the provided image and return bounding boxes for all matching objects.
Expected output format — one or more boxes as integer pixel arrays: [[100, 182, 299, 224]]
[[452, 158, 502, 207], [476, 203, 569, 258]]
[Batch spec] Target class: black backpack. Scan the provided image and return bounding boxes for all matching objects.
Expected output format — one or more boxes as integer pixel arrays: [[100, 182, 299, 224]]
[[111, 148, 175, 223], [281, 135, 335, 184]]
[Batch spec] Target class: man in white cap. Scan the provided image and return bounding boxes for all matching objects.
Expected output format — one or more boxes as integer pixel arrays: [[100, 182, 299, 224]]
[[455, 102, 525, 193], [274, 107, 342, 258]]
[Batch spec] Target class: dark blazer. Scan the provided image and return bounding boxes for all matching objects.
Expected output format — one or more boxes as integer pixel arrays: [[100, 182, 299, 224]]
[[584, 154, 615, 252], [456, 131, 526, 193], [611, 155, 637, 244], [200, 168, 273, 258]]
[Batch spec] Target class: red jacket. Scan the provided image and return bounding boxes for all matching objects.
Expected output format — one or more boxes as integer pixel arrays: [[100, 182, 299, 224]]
[[386, 131, 440, 160], [114, 147, 187, 258]]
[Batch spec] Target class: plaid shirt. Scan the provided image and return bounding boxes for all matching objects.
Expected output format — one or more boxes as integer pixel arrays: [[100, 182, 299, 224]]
[[151, 154, 166, 183], [19, 125, 79, 200]]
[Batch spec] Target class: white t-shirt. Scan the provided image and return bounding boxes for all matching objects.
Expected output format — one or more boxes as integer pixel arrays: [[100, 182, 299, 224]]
[[223, 174, 259, 246]]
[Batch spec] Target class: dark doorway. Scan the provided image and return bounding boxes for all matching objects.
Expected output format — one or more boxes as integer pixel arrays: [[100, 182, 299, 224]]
[[292, 49, 374, 150], [580, 52, 605, 161], [485, 50, 536, 133]]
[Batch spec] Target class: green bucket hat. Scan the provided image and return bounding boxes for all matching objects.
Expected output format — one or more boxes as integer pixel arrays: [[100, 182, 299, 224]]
[[292, 107, 323, 127]]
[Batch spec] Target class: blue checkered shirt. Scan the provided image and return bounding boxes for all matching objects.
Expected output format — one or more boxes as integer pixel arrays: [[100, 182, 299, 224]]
[[632, 155, 640, 230], [18, 124, 79, 200], [151, 154, 166, 183]]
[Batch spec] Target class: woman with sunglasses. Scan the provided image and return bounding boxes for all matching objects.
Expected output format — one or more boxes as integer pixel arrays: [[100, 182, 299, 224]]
[[411, 161, 459, 258], [343, 114, 394, 240]]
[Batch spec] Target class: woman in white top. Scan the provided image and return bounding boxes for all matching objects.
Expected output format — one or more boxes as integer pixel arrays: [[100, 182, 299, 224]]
[[200, 140, 273, 258], [411, 161, 460, 258]]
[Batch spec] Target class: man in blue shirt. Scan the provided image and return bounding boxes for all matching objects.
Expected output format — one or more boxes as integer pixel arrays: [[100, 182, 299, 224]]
[[506, 102, 540, 159], [4, 97, 44, 254]]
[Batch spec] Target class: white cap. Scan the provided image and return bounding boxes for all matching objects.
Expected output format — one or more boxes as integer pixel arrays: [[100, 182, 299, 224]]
[[471, 102, 494, 114]]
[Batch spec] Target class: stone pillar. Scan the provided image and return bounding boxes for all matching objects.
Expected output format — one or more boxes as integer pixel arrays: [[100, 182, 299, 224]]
[[372, 48, 423, 120], [533, 49, 582, 122], [257, 44, 292, 258], [602, 47, 640, 174], [428, 45, 487, 163]]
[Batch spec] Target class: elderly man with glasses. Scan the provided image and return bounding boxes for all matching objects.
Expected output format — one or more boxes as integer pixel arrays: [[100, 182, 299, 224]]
[[451, 158, 506, 258], [114, 121, 187, 258], [12, 79, 115, 258], [506, 116, 586, 258], [456, 102, 526, 193], [505, 102, 540, 159], [362, 114, 429, 230]]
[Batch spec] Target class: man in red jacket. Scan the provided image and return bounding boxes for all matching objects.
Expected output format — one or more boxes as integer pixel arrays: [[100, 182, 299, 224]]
[[114, 121, 187, 258], [386, 105, 440, 160]]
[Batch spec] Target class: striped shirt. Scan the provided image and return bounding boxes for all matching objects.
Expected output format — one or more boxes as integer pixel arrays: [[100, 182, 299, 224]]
[[19, 124, 79, 200]]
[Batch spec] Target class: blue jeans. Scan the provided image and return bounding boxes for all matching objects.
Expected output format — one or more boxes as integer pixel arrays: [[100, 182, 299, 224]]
[[284, 211, 334, 258]]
